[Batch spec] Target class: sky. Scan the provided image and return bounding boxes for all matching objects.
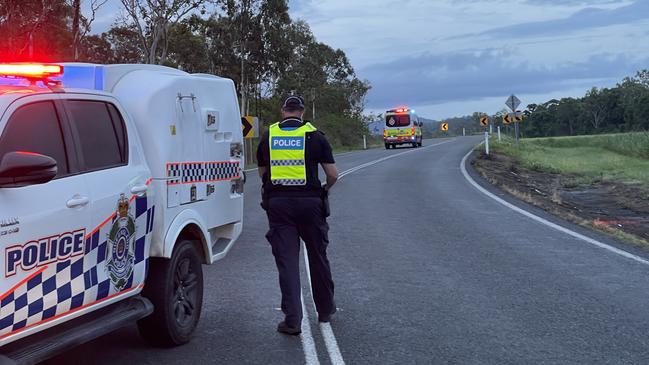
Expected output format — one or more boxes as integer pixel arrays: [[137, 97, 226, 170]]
[[90, 0, 649, 120]]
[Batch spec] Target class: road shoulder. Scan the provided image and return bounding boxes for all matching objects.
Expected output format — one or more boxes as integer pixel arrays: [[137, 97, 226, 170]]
[[463, 149, 649, 261]]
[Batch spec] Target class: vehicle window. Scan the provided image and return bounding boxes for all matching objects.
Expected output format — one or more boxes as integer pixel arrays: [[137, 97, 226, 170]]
[[66, 100, 127, 171], [386, 115, 410, 127], [0, 101, 69, 176], [107, 104, 128, 163]]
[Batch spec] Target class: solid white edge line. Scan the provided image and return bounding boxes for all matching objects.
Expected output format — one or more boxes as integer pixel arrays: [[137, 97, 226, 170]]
[[302, 242, 346, 365], [460, 147, 649, 266], [300, 292, 321, 365]]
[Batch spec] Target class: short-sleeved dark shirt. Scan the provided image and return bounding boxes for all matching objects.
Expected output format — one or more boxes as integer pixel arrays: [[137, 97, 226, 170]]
[[257, 117, 335, 197]]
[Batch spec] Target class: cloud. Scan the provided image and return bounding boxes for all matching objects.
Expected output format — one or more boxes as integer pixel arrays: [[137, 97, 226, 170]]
[[457, 0, 649, 39], [361, 49, 648, 107]]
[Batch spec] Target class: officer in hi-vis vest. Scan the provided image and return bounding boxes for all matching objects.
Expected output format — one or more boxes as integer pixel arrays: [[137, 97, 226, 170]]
[[257, 95, 339, 335]]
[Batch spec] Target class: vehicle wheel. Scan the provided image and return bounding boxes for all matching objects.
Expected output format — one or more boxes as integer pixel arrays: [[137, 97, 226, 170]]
[[412, 142, 417, 148], [418, 141, 423, 147], [385, 143, 389, 149], [137, 240, 204, 347]]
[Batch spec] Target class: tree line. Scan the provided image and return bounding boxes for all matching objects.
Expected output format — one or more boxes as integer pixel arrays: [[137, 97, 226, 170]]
[[431, 71, 649, 139], [519, 71, 649, 138], [0, 0, 371, 148]]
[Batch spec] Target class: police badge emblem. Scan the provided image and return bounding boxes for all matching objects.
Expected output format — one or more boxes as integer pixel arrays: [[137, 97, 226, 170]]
[[106, 194, 136, 291]]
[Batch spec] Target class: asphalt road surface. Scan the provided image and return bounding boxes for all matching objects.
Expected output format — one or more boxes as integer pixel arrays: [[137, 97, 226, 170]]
[[45, 136, 649, 364]]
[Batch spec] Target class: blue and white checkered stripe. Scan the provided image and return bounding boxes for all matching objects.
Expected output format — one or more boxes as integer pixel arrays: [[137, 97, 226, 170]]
[[0, 196, 155, 337]]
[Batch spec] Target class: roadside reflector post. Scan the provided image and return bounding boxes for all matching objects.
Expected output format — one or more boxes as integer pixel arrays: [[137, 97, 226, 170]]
[[489, 124, 493, 134], [463, 128, 465, 136], [497, 126, 501, 143], [363, 135, 367, 150], [484, 131, 490, 155], [515, 122, 520, 145]]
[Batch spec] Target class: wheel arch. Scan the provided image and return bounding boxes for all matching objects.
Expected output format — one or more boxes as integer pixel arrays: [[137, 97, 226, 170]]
[[164, 209, 212, 264]]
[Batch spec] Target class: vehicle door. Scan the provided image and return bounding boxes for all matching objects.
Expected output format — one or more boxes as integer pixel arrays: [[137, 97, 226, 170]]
[[60, 95, 153, 300], [0, 96, 91, 341]]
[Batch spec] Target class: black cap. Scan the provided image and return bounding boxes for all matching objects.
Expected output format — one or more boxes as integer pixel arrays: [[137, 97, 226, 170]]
[[282, 95, 305, 111]]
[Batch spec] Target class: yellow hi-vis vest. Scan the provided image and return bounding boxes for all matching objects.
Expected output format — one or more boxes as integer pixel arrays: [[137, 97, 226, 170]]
[[269, 121, 317, 186]]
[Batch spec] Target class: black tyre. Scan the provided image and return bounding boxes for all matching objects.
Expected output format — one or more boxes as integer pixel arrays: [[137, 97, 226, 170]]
[[385, 143, 389, 150], [412, 142, 417, 148], [137, 240, 204, 347]]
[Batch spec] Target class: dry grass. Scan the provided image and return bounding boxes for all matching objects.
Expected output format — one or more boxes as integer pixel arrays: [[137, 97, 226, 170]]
[[474, 159, 649, 249]]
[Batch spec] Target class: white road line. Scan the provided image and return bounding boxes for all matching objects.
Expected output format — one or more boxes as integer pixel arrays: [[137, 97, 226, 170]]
[[339, 140, 454, 179], [300, 293, 321, 365], [319, 323, 344, 364], [298, 139, 456, 364], [460, 148, 649, 266], [302, 243, 346, 365]]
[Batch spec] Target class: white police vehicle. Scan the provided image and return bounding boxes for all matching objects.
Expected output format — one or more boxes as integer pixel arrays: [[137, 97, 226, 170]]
[[0, 63, 244, 363]]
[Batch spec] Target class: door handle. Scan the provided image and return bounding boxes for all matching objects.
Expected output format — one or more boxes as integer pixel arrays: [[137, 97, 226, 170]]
[[66, 196, 89, 208], [131, 185, 148, 196]]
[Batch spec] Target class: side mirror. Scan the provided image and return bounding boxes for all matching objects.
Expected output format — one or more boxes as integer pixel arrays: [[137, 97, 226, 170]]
[[0, 152, 58, 188]]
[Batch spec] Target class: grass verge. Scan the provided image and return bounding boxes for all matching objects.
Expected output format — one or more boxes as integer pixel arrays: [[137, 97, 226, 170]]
[[491, 133, 649, 190], [475, 131, 649, 248]]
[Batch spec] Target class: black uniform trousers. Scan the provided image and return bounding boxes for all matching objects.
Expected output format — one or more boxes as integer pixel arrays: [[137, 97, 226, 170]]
[[265, 196, 335, 327]]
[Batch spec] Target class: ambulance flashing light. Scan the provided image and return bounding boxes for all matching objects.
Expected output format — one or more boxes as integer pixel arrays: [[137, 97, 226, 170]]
[[393, 107, 415, 114]]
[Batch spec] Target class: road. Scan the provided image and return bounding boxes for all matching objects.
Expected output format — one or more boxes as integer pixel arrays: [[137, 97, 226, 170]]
[[46, 136, 649, 364]]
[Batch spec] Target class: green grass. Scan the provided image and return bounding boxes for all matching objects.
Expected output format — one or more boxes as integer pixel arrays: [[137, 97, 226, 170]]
[[526, 132, 649, 159], [491, 132, 649, 187]]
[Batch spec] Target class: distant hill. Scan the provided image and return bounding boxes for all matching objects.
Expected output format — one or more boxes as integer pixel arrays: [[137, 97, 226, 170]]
[[367, 119, 384, 135]]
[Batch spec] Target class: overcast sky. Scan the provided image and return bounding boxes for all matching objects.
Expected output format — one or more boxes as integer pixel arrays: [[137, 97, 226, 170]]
[[91, 0, 649, 120]]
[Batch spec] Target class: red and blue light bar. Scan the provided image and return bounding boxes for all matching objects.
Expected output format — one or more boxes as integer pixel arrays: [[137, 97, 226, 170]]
[[0, 64, 64, 78], [391, 107, 416, 114], [0, 63, 105, 90]]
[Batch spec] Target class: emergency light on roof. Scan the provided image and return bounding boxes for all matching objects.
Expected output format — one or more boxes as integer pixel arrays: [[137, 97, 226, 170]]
[[0, 64, 63, 78], [0, 63, 106, 91]]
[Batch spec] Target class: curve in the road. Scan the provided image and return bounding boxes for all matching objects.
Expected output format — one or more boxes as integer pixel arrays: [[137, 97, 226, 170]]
[[460, 148, 649, 267]]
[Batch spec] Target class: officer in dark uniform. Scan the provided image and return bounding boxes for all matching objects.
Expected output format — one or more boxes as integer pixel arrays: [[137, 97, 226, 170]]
[[257, 95, 339, 335]]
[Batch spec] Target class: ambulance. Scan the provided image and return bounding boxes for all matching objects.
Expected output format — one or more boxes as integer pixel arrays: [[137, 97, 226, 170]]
[[383, 107, 423, 149], [0, 63, 244, 362]]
